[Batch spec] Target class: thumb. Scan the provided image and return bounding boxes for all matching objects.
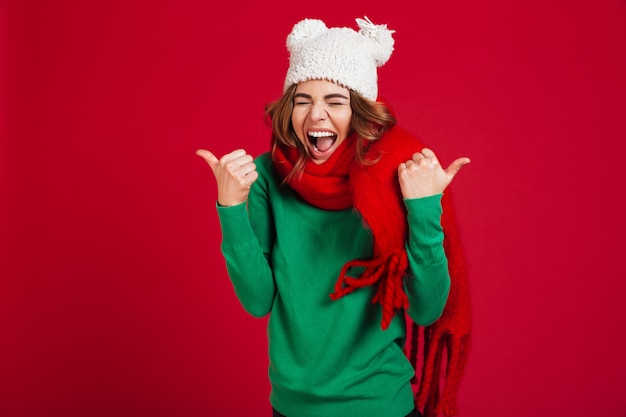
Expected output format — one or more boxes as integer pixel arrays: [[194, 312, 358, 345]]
[[196, 149, 219, 172], [445, 157, 471, 180]]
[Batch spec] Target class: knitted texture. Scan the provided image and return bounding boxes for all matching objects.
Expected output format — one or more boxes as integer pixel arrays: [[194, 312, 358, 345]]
[[347, 127, 471, 417], [273, 125, 471, 416], [284, 17, 395, 101], [273, 135, 356, 210], [412, 192, 471, 417]]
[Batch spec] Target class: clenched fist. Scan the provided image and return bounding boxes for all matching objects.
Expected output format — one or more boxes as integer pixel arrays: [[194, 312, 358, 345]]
[[398, 148, 470, 199], [196, 149, 258, 206]]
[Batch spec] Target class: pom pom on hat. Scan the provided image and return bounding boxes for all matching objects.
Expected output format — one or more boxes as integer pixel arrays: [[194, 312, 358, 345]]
[[284, 17, 395, 101]]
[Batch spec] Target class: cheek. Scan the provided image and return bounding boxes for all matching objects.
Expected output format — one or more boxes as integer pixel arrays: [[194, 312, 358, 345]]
[[290, 112, 303, 131], [290, 113, 306, 142], [338, 113, 353, 135]]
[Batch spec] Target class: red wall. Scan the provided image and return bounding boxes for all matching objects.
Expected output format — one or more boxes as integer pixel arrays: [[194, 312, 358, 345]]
[[2, 1, 626, 416]]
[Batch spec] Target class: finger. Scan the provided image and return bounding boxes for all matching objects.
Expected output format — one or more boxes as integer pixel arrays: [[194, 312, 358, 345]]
[[420, 148, 437, 161], [246, 170, 259, 185], [238, 161, 257, 177], [196, 149, 219, 171], [444, 157, 471, 179], [411, 152, 424, 161], [220, 149, 247, 164], [422, 148, 439, 163]]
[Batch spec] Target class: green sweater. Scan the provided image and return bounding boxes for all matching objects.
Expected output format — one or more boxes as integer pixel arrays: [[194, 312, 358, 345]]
[[217, 153, 450, 417]]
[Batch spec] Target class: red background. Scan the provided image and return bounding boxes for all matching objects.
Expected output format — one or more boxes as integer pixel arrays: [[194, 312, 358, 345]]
[[2, 1, 626, 416]]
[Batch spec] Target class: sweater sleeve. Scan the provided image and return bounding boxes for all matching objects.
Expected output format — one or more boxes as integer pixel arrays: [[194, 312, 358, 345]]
[[403, 194, 451, 326], [216, 163, 276, 318]]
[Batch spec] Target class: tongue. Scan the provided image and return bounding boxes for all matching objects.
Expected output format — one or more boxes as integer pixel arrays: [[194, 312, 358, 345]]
[[316, 136, 335, 152]]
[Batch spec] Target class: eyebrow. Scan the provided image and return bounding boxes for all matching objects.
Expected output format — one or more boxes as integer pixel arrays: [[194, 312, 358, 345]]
[[294, 93, 350, 100]]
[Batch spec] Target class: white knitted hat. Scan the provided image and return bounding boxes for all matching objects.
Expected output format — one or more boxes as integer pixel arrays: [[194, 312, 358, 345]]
[[283, 17, 395, 101]]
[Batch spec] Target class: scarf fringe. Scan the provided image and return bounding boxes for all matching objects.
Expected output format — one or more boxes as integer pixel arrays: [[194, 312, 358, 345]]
[[410, 326, 471, 417], [273, 125, 471, 416], [408, 190, 471, 417], [330, 253, 409, 329]]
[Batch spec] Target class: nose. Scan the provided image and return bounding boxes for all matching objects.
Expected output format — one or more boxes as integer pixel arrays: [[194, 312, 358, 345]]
[[310, 102, 328, 121]]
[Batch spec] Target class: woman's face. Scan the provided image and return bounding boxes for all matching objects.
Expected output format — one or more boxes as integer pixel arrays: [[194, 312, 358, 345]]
[[291, 79, 353, 165]]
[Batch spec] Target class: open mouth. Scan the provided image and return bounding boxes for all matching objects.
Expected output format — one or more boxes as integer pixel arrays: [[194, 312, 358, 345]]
[[308, 131, 337, 153]]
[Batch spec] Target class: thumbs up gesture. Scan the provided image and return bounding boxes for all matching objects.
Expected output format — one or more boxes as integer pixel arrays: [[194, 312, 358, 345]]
[[196, 149, 258, 207], [398, 148, 470, 199]]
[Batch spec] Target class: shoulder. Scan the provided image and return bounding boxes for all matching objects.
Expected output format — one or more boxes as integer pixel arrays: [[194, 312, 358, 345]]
[[253, 152, 282, 186], [255, 151, 272, 163], [363, 126, 425, 171], [379, 126, 424, 155], [254, 152, 273, 172]]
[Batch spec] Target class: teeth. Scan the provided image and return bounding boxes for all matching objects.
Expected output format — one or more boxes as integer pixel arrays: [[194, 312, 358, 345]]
[[308, 131, 337, 152], [308, 131, 334, 137]]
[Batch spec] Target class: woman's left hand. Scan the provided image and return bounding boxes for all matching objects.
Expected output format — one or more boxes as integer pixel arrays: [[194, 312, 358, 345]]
[[398, 148, 470, 199]]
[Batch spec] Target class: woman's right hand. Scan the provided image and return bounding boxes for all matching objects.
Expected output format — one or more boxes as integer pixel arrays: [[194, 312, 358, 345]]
[[196, 149, 258, 206]]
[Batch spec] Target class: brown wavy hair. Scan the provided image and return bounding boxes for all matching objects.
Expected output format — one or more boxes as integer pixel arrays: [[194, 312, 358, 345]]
[[265, 84, 397, 182]]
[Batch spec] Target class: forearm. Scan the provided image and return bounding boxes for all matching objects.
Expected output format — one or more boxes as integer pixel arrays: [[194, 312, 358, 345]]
[[403, 194, 451, 326], [217, 202, 276, 317]]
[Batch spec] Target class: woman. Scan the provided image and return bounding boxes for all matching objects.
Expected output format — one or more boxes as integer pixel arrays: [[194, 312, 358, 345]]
[[197, 17, 470, 417]]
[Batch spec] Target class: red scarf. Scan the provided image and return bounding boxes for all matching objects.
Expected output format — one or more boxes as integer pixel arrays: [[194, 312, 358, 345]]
[[273, 134, 356, 210], [272, 126, 470, 417]]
